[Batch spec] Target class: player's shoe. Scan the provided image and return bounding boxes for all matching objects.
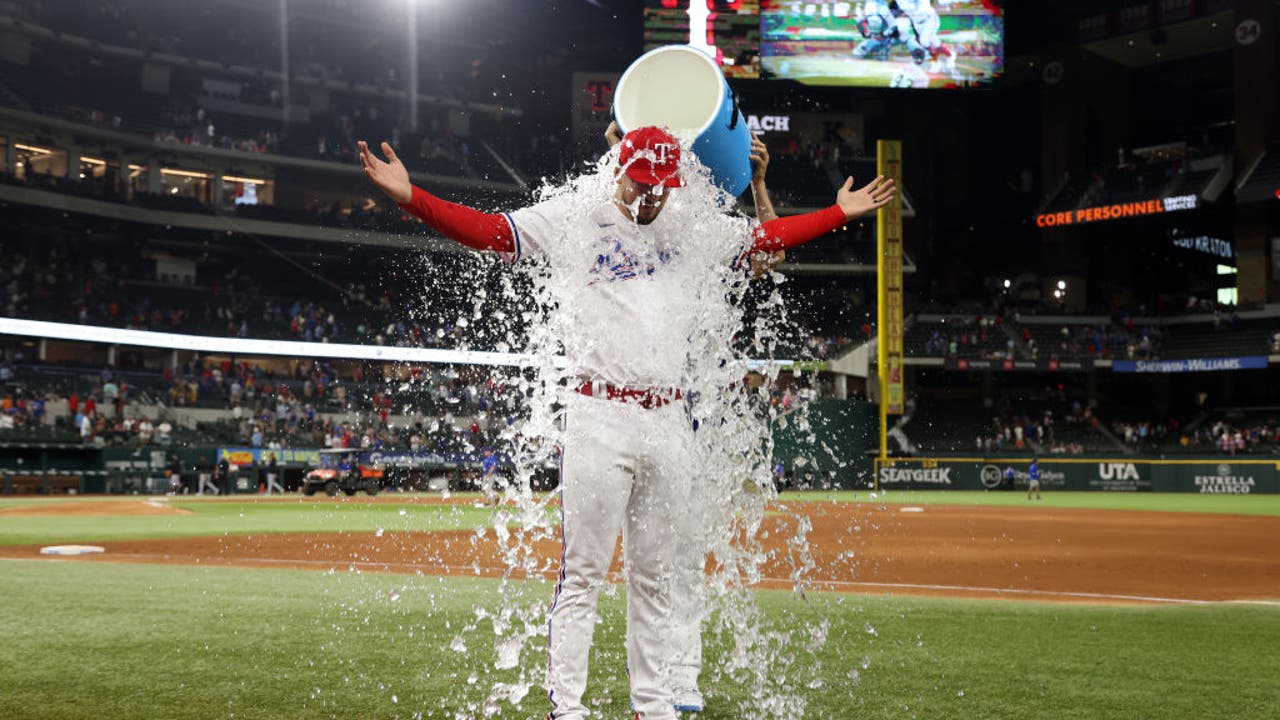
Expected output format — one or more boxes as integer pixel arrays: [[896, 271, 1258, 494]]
[[672, 686, 705, 713]]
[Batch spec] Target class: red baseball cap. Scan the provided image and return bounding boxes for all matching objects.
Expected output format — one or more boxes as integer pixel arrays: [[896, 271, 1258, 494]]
[[617, 126, 685, 188]]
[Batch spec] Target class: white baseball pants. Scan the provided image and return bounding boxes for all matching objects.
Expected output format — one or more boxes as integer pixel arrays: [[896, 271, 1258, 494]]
[[546, 391, 689, 720]]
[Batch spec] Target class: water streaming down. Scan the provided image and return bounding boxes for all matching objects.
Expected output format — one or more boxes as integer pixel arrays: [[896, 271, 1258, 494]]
[[420, 141, 831, 718]]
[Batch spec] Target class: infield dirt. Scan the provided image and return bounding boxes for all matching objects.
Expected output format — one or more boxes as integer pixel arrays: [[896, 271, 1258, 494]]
[[3, 497, 1277, 605]]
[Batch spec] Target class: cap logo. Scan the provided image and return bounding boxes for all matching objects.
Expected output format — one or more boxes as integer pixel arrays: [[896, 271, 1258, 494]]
[[651, 142, 677, 164]]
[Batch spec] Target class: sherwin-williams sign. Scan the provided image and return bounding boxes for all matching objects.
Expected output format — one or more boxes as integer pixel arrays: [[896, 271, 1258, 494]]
[[873, 458, 1280, 494], [1112, 357, 1269, 373]]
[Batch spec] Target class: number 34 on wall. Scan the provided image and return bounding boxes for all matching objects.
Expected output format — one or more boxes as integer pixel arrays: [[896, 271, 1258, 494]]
[[1236, 18, 1261, 46]]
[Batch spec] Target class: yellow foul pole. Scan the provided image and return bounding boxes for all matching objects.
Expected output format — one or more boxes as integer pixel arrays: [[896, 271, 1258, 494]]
[[875, 140, 904, 491]]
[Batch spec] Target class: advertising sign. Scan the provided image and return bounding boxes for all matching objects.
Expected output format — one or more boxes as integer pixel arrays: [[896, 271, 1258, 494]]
[[874, 458, 1280, 493], [1112, 357, 1269, 373], [218, 447, 320, 466]]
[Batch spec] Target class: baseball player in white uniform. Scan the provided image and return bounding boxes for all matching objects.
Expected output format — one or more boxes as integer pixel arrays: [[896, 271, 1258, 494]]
[[358, 127, 894, 720], [853, 0, 901, 60], [895, 0, 958, 74], [855, 0, 956, 75]]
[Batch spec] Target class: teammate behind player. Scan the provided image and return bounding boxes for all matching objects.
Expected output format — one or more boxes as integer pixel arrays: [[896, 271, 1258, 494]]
[[358, 128, 893, 720]]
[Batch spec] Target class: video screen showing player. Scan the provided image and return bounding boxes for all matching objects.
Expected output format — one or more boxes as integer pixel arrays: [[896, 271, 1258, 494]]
[[644, 0, 762, 79], [760, 0, 1004, 88]]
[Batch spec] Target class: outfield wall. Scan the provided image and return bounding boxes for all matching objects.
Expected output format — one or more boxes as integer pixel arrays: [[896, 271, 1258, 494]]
[[873, 457, 1280, 494]]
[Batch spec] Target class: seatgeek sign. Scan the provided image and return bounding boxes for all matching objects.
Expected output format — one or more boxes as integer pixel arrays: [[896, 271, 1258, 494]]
[[1035, 194, 1198, 228]]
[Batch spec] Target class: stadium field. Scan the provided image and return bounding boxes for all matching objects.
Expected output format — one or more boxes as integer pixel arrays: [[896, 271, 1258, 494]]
[[0, 556, 1275, 720], [1, 493, 1276, 718]]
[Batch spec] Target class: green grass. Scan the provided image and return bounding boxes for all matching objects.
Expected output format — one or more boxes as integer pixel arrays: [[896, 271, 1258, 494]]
[[782, 490, 1280, 516], [0, 496, 518, 546], [4, 490, 1277, 546], [0, 560, 1275, 720]]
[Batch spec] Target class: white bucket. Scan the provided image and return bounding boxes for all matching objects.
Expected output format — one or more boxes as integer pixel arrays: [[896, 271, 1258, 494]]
[[614, 45, 752, 196]]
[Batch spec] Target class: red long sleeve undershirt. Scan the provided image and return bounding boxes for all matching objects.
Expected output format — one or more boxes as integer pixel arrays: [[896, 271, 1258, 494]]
[[398, 185, 847, 256], [398, 186, 515, 254]]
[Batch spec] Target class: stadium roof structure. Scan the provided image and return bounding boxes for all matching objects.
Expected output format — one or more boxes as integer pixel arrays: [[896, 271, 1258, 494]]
[[1078, 11, 1235, 68], [1236, 147, 1280, 204]]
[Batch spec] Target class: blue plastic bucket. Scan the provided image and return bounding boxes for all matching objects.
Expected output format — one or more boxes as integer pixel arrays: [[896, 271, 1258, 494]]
[[614, 45, 751, 197]]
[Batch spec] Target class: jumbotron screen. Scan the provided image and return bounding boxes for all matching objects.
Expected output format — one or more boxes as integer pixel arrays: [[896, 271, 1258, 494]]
[[643, 1, 762, 79], [760, 0, 1004, 88]]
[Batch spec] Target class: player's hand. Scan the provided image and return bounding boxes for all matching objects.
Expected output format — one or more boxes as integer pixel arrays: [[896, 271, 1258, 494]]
[[358, 140, 413, 205], [836, 175, 895, 221], [604, 121, 623, 148], [750, 133, 770, 183], [749, 249, 785, 278]]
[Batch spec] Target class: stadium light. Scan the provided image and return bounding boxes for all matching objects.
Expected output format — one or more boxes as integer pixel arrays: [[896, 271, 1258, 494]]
[[160, 168, 212, 179]]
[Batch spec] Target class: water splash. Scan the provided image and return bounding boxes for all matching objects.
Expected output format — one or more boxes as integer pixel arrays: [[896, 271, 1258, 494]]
[[410, 143, 833, 718]]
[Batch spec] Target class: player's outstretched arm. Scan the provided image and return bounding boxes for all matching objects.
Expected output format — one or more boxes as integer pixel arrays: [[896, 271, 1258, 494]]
[[749, 175, 896, 254], [836, 175, 895, 221], [358, 140, 412, 204], [358, 140, 514, 254]]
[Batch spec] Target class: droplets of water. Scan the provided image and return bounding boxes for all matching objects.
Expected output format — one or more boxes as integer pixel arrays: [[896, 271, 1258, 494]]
[[493, 635, 523, 671], [375, 140, 846, 719]]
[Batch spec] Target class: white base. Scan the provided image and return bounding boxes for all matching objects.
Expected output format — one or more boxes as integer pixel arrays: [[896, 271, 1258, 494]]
[[40, 545, 106, 556]]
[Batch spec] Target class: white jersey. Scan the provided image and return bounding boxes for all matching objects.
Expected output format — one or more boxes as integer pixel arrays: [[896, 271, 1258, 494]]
[[895, 0, 942, 46], [504, 195, 746, 388]]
